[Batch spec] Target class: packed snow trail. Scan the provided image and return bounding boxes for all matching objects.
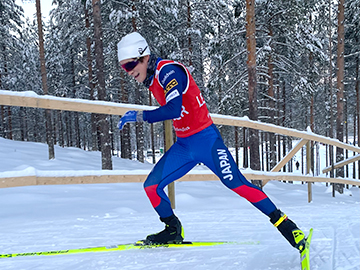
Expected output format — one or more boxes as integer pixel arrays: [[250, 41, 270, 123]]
[[0, 138, 359, 270]]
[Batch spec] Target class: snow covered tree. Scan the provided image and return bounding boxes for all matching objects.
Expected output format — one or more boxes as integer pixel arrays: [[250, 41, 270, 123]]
[[0, 0, 24, 139], [13, 19, 43, 142], [47, 0, 90, 150], [345, 0, 360, 180], [92, 0, 112, 170], [35, 0, 55, 159]]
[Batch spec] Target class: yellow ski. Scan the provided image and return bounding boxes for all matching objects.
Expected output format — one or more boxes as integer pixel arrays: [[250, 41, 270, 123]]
[[0, 240, 260, 258], [300, 228, 313, 270]]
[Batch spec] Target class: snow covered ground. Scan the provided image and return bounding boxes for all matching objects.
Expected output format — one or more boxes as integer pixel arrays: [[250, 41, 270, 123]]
[[0, 137, 359, 270]]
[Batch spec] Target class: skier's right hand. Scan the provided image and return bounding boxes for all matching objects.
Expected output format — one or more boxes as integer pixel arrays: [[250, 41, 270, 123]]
[[117, 110, 143, 130]]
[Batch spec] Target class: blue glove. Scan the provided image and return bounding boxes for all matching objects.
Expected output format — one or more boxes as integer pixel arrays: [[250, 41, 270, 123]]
[[117, 111, 142, 130]]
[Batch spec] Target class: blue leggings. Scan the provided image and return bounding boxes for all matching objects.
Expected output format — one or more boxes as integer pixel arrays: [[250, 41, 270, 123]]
[[144, 124, 277, 218]]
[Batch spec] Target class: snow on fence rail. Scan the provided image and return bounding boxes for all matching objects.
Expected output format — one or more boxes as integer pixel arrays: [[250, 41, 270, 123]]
[[1, 90, 360, 190]]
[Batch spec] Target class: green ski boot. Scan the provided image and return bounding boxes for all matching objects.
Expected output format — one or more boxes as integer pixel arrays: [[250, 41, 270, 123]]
[[269, 209, 306, 251]]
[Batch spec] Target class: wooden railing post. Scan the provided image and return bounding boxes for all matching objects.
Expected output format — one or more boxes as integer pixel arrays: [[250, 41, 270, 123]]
[[164, 120, 175, 209]]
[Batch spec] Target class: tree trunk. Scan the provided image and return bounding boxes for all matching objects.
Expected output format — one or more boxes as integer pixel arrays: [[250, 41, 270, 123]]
[[36, 0, 54, 159], [356, 52, 360, 179], [246, 0, 261, 187], [260, 131, 264, 170], [131, 1, 137, 31], [20, 107, 26, 141], [243, 128, 248, 168], [71, 53, 81, 148], [328, 0, 335, 189], [57, 110, 64, 147], [267, 44, 276, 170], [335, 0, 345, 193], [344, 92, 348, 179], [0, 105, 4, 138], [235, 126, 239, 166], [354, 111, 357, 179], [120, 71, 132, 159], [149, 92, 156, 164], [92, 0, 112, 170], [267, 20, 277, 171], [84, 5, 98, 152], [187, 0, 193, 66], [308, 13, 315, 176], [310, 95, 314, 174], [276, 85, 281, 167], [130, 2, 144, 163], [1, 54, 13, 140], [6, 105, 12, 140], [135, 85, 144, 163], [282, 81, 288, 173], [0, 55, 3, 138]]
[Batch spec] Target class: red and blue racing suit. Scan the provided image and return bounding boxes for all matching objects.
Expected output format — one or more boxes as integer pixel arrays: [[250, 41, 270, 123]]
[[142, 57, 277, 218]]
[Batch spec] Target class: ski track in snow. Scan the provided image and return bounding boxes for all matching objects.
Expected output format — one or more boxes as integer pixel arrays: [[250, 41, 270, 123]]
[[0, 182, 359, 270], [0, 138, 359, 270]]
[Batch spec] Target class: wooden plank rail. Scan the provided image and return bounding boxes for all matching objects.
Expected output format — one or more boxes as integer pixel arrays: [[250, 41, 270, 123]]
[[212, 114, 360, 154], [0, 90, 147, 116], [322, 154, 360, 174], [1, 90, 360, 154], [0, 172, 359, 188]]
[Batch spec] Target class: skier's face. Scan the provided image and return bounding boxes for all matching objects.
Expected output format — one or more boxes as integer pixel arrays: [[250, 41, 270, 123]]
[[120, 55, 149, 83]]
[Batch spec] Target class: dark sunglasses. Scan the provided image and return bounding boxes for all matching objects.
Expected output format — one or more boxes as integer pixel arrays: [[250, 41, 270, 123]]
[[121, 59, 139, 72]]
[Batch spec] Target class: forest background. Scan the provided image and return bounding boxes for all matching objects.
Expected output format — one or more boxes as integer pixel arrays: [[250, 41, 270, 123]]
[[1, 0, 360, 185]]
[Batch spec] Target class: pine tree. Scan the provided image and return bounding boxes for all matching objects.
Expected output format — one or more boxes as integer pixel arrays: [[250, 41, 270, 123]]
[[334, 0, 345, 193], [47, 0, 90, 149], [14, 19, 43, 142], [92, 0, 112, 169], [35, 0, 54, 159], [0, 0, 24, 139]]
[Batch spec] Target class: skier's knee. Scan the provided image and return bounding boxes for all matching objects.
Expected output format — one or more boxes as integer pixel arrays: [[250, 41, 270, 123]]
[[144, 171, 159, 189]]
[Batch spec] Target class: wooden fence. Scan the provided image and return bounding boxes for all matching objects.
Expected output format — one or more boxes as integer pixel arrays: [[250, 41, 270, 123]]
[[1, 90, 360, 202]]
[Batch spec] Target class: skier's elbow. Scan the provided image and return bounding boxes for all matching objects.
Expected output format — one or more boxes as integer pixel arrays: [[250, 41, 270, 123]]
[[171, 106, 182, 119]]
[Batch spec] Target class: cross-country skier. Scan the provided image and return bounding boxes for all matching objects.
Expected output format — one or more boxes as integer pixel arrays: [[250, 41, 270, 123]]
[[117, 32, 307, 251]]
